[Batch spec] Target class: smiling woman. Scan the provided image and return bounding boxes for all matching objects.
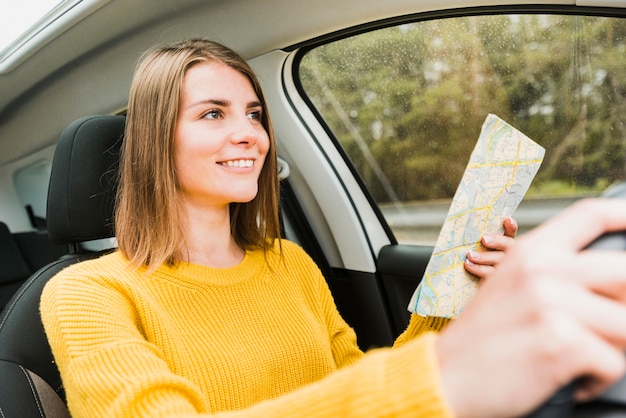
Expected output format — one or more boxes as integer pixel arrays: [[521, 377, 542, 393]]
[[173, 61, 271, 267], [2, 1, 626, 417]]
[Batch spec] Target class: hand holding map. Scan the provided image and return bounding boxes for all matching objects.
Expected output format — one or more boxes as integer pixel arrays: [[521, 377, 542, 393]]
[[408, 114, 545, 318]]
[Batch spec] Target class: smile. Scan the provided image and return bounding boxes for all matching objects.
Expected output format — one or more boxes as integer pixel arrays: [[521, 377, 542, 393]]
[[219, 159, 254, 168]]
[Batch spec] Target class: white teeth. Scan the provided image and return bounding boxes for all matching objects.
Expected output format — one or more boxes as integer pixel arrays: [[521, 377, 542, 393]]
[[222, 159, 253, 168]]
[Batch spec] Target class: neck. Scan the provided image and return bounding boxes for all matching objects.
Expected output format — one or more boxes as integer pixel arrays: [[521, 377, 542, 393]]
[[178, 201, 244, 268]]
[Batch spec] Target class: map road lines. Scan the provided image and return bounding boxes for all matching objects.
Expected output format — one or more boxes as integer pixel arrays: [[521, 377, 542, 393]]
[[409, 114, 545, 318]]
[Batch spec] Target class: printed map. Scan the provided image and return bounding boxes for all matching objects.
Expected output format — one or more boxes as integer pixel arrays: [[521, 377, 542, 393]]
[[408, 114, 545, 318]]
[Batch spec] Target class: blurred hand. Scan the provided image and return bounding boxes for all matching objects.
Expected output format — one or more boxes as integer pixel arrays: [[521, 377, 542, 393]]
[[436, 199, 626, 418]]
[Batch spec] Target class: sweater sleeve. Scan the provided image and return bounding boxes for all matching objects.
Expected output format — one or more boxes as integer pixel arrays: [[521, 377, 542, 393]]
[[298, 250, 364, 369], [394, 314, 452, 348], [224, 333, 454, 418], [41, 261, 454, 418]]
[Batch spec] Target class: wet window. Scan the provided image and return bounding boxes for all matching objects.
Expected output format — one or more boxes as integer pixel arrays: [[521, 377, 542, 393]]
[[299, 14, 626, 243]]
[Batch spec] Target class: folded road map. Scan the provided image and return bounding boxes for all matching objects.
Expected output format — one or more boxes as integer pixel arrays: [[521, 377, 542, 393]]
[[408, 114, 545, 318]]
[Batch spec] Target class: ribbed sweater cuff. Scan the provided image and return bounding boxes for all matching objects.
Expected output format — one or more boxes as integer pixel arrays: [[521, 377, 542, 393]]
[[395, 315, 452, 347]]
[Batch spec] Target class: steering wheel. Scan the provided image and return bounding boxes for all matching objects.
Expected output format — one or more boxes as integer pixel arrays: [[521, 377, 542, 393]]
[[525, 182, 626, 418]]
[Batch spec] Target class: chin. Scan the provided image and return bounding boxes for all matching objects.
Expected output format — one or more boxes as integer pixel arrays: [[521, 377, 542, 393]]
[[230, 190, 259, 204]]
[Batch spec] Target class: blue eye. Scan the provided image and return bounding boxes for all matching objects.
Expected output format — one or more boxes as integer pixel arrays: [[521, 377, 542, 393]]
[[247, 110, 262, 120], [203, 110, 221, 119]]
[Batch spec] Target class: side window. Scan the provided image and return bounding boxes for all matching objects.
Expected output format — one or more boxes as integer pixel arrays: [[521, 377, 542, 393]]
[[298, 13, 626, 244], [13, 159, 52, 229]]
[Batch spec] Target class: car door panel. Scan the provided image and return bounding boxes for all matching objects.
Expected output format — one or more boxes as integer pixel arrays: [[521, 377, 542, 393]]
[[377, 244, 433, 337]]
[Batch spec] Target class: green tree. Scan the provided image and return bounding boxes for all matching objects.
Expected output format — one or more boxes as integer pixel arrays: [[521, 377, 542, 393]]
[[300, 13, 626, 204]]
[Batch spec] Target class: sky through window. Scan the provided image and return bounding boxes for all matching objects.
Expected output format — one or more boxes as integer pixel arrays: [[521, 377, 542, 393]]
[[0, 0, 66, 56]]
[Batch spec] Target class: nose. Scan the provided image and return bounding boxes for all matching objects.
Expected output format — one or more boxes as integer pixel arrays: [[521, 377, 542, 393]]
[[230, 115, 260, 145]]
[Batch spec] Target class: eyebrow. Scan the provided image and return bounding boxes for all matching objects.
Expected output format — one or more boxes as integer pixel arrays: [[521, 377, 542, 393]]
[[186, 99, 263, 110]]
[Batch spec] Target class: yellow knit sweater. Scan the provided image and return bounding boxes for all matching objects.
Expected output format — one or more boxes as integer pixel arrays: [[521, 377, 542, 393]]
[[40, 239, 453, 417]]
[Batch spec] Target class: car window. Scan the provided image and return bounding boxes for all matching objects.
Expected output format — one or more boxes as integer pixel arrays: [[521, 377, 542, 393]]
[[298, 12, 626, 245], [13, 159, 52, 229]]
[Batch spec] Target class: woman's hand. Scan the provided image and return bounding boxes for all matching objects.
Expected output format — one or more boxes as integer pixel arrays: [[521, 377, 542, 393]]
[[464, 217, 518, 279], [435, 199, 626, 418]]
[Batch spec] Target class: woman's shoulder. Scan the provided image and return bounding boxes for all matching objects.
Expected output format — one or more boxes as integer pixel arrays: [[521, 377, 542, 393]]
[[44, 250, 133, 292], [275, 238, 303, 252], [59, 250, 127, 273], [265, 239, 322, 279], [271, 239, 314, 262], [40, 251, 144, 341]]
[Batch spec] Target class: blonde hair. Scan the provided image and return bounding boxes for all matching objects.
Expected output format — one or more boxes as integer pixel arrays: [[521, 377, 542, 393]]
[[115, 39, 281, 270]]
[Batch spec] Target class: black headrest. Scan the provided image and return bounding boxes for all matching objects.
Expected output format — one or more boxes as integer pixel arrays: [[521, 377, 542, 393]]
[[46, 115, 125, 244]]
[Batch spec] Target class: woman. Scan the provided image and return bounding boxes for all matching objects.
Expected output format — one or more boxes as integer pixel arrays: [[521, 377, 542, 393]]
[[41, 39, 626, 418]]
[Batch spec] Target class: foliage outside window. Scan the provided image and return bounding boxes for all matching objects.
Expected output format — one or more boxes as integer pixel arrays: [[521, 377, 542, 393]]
[[299, 14, 626, 243]]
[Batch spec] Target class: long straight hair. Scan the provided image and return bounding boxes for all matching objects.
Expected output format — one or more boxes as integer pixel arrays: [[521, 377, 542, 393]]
[[115, 39, 281, 270]]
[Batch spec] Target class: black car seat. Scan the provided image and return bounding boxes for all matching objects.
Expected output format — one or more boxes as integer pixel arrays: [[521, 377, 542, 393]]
[[0, 224, 70, 314], [0, 115, 125, 418], [0, 221, 33, 313]]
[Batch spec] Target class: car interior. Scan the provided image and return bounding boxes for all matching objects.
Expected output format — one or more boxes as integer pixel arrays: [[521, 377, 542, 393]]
[[0, 0, 625, 417], [0, 115, 125, 417]]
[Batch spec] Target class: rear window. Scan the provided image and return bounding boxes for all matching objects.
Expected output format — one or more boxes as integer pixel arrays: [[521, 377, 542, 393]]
[[298, 12, 626, 244]]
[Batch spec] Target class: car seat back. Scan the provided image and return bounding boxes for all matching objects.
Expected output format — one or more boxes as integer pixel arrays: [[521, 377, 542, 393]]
[[0, 222, 32, 312], [0, 115, 125, 418], [0, 224, 70, 314]]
